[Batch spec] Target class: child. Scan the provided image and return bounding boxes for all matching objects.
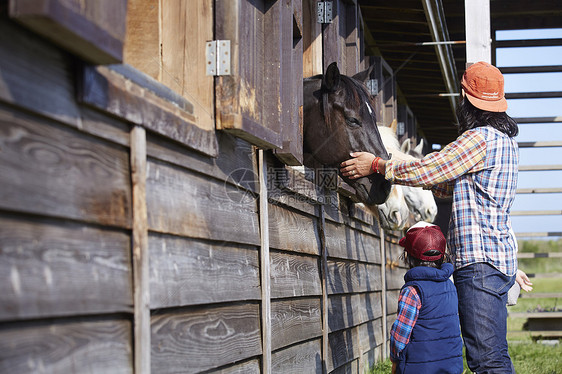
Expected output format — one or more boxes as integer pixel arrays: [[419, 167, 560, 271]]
[[390, 222, 463, 374]]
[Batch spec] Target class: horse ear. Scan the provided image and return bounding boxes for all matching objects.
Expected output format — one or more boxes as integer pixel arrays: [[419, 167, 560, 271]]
[[389, 119, 398, 132], [414, 139, 424, 154], [401, 138, 411, 153], [351, 63, 375, 84], [323, 62, 340, 91]]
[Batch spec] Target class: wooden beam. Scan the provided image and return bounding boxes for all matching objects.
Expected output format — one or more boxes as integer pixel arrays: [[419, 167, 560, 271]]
[[131, 125, 150, 374], [464, 0, 491, 64], [519, 165, 562, 171], [506, 92, 562, 99], [318, 204, 329, 372], [515, 232, 562, 237], [511, 210, 562, 216], [517, 252, 562, 259], [517, 187, 562, 194], [380, 228, 388, 359], [501, 65, 562, 74], [496, 38, 562, 48], [514, 116, 562, 124], [518, 141, 562, 148], [258, 149, 272, 374]]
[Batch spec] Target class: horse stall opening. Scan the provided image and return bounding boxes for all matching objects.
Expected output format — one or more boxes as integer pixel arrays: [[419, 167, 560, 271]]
[[0, 0, 408, 373]]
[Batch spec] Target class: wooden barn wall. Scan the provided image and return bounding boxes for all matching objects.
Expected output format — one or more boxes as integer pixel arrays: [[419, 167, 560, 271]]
[[0, 1, 407, 373]]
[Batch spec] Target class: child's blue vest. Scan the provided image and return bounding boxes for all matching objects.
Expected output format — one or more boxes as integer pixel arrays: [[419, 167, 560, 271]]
[[396, 263, 464, 374]]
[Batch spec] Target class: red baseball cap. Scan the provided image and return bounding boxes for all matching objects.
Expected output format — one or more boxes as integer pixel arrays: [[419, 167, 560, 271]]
[[461, 61, 508, 112], [399, 222, 446, 261]]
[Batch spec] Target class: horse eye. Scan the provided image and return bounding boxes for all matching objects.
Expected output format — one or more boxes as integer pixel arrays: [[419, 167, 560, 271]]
[[345, 117, 362, 128]]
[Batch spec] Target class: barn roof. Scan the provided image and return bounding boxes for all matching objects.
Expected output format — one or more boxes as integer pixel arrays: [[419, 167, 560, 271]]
[[358, 0, 562, 146]]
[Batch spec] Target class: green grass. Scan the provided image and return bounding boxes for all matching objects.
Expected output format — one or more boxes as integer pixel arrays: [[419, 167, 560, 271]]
[[368, 342, 562, 373], [517, 239, 562, 274]]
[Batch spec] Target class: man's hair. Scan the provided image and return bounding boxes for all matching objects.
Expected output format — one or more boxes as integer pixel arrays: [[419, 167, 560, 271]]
[[456, 97, 519, 137]]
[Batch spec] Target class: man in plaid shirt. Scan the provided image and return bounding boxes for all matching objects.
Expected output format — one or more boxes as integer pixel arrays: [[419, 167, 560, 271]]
[[342, 62, 519, 373]]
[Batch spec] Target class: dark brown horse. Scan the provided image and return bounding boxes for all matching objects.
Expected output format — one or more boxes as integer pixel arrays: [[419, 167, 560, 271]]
[[303, 62, 391, 205]]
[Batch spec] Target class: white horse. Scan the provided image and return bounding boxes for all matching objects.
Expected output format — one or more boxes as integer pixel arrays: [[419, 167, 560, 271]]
[[377, 126, 437, 228], [399, 137, 438, 224]]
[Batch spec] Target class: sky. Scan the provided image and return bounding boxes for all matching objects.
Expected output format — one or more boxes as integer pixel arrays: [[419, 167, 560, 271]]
[[495, 28, 562, 239]]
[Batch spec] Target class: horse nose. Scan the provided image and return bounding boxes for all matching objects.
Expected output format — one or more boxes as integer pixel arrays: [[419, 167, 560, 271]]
[[392, 210, 403, 226]]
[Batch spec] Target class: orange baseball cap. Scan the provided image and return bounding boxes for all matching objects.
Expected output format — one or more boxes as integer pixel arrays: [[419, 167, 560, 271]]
[[461, 61, 508, 112]]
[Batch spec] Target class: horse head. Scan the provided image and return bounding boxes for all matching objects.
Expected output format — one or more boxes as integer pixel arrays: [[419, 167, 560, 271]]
[[303, 62, 391, 205]]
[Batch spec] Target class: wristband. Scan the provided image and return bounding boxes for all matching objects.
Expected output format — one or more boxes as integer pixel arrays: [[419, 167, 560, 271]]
[[371, 157, 381, 174]]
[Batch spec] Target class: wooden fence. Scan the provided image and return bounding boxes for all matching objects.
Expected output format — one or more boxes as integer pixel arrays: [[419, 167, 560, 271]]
[[0, 1, 410, 373]]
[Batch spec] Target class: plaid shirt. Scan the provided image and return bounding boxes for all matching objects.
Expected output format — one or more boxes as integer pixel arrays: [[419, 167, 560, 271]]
[[386, 127, 519, 275], [390, 286, 420, 361]]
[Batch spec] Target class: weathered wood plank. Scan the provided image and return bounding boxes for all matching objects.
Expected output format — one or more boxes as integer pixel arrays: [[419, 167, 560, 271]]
[[149, 234, 260, 308], [266, 164, 319, 217], [0, 21, 81, 129], [331, 359, 359, 374], [0, 214, 132, 321], [0, 317, 132, 374], [206, 359, 261, 374], [259, 149, 272, 373], [327, 260, 382, 294], [79, 65, 219, 157], [151, 303, 262, 374], [274, 0, 304, 166], [327, 325, 360, 372], [215, 0, 282, 149], [322, 0, 344, 70], [344, 1, 360, 76], [146, 159, 260, 246], [10, 0, 127, 64], [270, 251, 322, 299], [359, 346, 383, 374], [385, 266, 408, 291], [325, 221, 381, 263], [357, 319, 384, 357], [329, 320, 384, 373], [268, 203, 320, 255], [271, 297, 322, 351], [123, 0, 160, 80], [348, 202, 376, 227], [302, 0, 323, 77], [386, 290, 401, 316], [131, 126, 150, 374], [271, 339, 323, 374], [0, 108, 131, 227], [328, 292, 383, 333], [147, 132, 256, 189]]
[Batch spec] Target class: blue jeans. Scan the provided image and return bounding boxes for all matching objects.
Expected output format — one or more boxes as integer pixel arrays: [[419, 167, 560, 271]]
[[453, 263, 516, 374]]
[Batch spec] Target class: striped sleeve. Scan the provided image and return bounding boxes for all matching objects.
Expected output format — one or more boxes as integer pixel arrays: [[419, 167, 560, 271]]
[[385, 130, 487, 189], [390, 286, 421, 362]]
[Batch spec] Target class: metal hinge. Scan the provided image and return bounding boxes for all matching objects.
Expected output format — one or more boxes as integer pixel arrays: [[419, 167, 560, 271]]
[[317, 1, 333, 24], [206, 40, 231, 76], [367, 79, 378, 96]]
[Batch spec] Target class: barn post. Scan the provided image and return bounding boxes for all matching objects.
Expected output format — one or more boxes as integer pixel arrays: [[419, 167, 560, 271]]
[[318, 203, 329, 373], [258, 149, 272, 373], [131, 125, 150, 374], [380, 227, 387, 360], [464, 0, 492, 64]]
